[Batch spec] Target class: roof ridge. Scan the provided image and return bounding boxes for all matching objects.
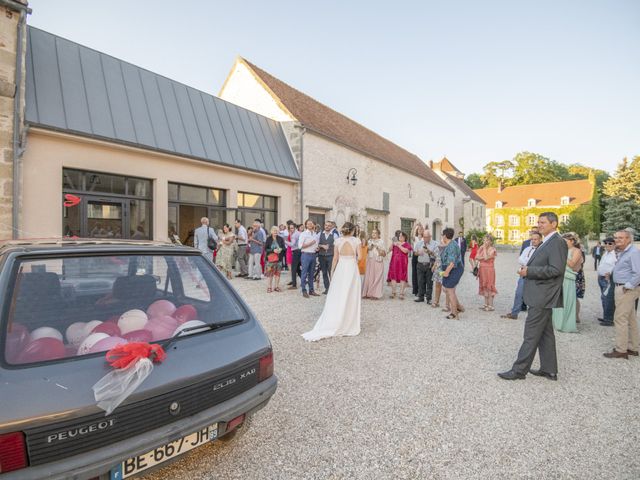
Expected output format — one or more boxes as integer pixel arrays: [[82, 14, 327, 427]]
[[474, 178, 592, 191]]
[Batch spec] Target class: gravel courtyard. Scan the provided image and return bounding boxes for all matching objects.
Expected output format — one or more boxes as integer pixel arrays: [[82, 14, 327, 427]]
[[144, 251, 639, 480]]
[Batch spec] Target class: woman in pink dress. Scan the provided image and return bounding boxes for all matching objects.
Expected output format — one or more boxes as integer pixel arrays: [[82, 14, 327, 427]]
[[387, 231, 412, 300], [285, 223, 294, 267], [477, 235, 498, 311], [362, 229, 386, 299]]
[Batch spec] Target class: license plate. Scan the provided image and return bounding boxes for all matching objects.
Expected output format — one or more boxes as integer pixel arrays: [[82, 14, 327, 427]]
[[110, 423, 218, 479]]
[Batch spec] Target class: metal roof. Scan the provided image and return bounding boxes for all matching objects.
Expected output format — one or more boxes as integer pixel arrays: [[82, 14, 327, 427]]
[[24, 27, 299, 180]]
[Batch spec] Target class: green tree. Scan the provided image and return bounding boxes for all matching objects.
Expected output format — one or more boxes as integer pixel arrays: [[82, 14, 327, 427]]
[[464, 173, 486, 189], [603, 156, 640, 203], [481, 160, 514, 187], [602, 197, 640, 234], [509, 152, 570, 185], [559, 209, 591, 238], [567, 164, 609, 188]]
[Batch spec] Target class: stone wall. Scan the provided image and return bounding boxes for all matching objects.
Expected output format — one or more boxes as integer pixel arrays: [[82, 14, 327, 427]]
[[0, 1, 27, 239], [303, 133, 455, 241]]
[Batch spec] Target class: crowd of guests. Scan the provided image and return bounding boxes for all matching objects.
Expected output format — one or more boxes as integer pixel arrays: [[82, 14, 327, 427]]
[[186, 216, 640, 351]]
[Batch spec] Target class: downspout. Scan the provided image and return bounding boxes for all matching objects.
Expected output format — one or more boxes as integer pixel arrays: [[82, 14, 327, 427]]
[[3, 0, 32, 238], [297, 125, 306, 222]]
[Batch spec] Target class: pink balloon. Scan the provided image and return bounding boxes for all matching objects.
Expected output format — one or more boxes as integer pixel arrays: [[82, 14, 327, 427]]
[[88, 336, 127, 354], [144, 317, 177, 341], [122, 329, 153, 343], [17, 338, 66, 363], [6, 327, 30, 363], [147, 300, 176, 318], [173, 305, 198, 324], [92, 322, 121, 337]]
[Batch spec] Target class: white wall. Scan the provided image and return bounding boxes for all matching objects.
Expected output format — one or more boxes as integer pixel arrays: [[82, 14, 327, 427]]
[[302, 133, 454, 241]]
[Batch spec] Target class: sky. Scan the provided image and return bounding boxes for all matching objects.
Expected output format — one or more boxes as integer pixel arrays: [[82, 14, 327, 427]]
[[27, 0, 640, 175]]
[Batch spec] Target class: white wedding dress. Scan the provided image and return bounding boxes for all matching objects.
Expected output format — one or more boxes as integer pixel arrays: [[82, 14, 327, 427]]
[[302, 236, 362, 342]]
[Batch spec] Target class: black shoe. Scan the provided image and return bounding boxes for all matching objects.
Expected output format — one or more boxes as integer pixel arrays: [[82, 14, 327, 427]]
[[599, 321, 614, 326], [497, 370, 526, 380], [529, 369, 558, 381], [414, 298, 424, 302], [287, 282, 293, 286], [323, 290, 328, 295]]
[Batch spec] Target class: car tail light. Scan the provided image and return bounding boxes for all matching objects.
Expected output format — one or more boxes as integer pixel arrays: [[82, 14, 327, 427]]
[[258, 351, 273, 382], [0, 432, 27, 473], [226, 414, 245, 433]]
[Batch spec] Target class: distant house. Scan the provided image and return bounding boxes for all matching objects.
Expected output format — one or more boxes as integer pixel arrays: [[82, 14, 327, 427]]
[[219, 57, 455, 239], [431, 157, 486, 233], [474, 179, 596, 244]]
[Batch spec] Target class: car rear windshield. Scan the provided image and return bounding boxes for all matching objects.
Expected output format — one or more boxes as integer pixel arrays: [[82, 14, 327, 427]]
[[3, 253, 246, 366]]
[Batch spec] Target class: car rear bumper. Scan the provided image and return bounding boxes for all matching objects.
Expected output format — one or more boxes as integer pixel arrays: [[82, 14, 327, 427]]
[[3, 375, 277, 480]]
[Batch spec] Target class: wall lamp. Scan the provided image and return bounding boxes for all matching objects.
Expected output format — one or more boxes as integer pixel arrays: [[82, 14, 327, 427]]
[[346, 168, 358, 186]]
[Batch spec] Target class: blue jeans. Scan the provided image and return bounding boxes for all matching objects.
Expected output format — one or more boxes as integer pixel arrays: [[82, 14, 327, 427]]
[[598, 275, 615, 321], [300, 252, 317, 294], [510, 277, 525, 317]]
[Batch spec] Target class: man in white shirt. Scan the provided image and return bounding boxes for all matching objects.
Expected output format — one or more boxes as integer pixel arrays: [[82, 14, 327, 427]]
[[234, 219, 248, 277], [501, 231, 541, 319], [414, 230, 438, 303], [298, 220, 320, 298], [597, 237, 617, 326], [193, 217, 218, 259]]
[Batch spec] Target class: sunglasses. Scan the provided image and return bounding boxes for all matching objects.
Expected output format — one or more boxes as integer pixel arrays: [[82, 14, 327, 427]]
[[604, 242, 614, 245]]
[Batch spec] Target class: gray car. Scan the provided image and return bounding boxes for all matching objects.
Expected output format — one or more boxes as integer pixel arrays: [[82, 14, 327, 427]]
[[0, 240, 277, 479]]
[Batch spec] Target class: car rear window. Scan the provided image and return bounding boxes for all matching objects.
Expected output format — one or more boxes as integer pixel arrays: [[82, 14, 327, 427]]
[[3, 253, 245, 366]]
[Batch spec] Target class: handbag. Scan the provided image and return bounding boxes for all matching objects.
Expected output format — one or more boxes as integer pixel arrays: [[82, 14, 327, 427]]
[[207, 226, 217, 251], [472, 265, 479, 277]]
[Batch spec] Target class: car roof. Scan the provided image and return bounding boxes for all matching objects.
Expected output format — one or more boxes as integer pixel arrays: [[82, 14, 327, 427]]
[[0, 238, 199, 255]]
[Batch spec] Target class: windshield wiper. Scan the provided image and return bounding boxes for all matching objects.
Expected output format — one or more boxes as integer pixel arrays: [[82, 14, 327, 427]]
[[160, 318, 244, 350]]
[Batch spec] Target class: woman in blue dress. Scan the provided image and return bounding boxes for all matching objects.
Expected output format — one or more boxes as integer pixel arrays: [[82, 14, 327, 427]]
[[439, 228, 464, 320]]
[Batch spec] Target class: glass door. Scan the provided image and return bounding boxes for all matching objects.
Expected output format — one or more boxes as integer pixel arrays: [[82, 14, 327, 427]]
[[85, 197, 126, 238]]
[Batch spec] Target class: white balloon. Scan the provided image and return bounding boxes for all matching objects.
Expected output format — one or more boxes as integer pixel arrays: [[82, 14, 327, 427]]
[[65, 322, 87, 345], [77, 333, 110, 356], [83, 320, 103, 337], [172, 320, 207, 337], [30, 326, 63, 342], [118, 309, 148, 335]]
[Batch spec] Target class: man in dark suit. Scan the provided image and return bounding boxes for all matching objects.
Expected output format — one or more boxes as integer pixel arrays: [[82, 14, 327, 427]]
[[456, 232, 467, 265], [498, 212, 568, 381]]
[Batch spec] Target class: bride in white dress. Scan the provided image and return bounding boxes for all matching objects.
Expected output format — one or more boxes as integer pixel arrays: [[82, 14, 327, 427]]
[[302, 222, 361, 342]]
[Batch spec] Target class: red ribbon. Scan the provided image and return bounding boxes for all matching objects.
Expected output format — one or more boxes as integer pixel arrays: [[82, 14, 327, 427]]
[[105, 342, 167, 369]]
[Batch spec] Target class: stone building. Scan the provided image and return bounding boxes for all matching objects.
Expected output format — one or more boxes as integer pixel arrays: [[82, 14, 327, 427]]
[[219, 57, 455, 240], [0, 0, 29, 239], [474, 179, 596, 245], [1, 22, 299, 242], [431, 157, 486, 233]]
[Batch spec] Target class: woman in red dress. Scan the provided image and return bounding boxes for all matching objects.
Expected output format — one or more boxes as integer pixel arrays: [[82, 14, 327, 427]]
[[477, 235, 498, 311], [468, 235, 479, 274], [387, 231, 412, 300]]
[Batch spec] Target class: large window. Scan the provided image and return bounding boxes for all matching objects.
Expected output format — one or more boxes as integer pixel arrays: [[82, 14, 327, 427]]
[[527, 214, 537, 226], [509, 215, 520, 227], [237, 192, 278, 230], [62, 169, 152, 240], [496, 215, 505, 227], [509, 230, 520, 241], [168, 183, 231, 246], [400, 218, 415, 238]]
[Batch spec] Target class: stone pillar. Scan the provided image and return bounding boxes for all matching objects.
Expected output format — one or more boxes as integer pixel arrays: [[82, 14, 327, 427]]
[[0, 0, 28, 239]]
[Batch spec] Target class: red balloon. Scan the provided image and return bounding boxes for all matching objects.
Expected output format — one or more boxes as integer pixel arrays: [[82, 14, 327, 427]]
[[92, 322, 121, 337], [105, 315, 120, 324], [173, 305, 198, 324], [122, 329, 152, 343], [17, 338, 66, 363], [64, 344, 78, 356]]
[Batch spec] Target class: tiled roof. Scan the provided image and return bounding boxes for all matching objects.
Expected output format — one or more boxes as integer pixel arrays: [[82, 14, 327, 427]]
[[237, 58, 453, 191], [434, 157, 462, 174], [474, 179, 593, 208], [444, 173, 486, 204], [25, 28, 299, 180]]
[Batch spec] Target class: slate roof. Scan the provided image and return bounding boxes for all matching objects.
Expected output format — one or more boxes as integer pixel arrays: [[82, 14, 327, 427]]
[[232, 58, 452, 191], [474, 179, 593, 208], [24, 27, 299, 180]]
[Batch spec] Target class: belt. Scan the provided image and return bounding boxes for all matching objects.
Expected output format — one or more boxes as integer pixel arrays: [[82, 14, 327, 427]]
[[237, 244, 247, 246]]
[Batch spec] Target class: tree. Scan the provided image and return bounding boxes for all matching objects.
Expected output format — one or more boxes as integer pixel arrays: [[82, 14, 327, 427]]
[[602, 197, 640, 234], [567, 164, 609, 188], [509, 152, 570, 185], [464, 173, 486, 189], [559, 212, 590, 238], [481, 160, 514, 187], [603, 156, 640, 203]]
